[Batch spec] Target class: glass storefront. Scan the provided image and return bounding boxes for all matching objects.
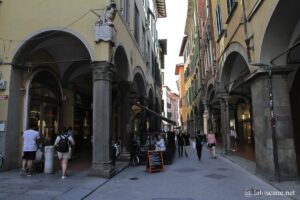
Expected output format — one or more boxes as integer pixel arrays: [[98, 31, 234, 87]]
[[28, 71, 61, 145], [30, 101, 59, 145], [237, 103, 253, 144]]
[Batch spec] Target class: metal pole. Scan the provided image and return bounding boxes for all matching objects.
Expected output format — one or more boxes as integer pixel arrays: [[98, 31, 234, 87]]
[[268, 66, 279, 182]]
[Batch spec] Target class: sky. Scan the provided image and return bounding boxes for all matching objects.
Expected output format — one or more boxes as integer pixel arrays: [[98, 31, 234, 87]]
[[157, 0, 188, 94]]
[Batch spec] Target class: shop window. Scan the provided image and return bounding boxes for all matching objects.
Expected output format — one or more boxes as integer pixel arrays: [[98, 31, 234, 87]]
[[120, 0, 130, 26]]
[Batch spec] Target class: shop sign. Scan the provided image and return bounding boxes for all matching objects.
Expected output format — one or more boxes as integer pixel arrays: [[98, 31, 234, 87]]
[[0, 95, 8, 100], [147, 150, 164, 173]]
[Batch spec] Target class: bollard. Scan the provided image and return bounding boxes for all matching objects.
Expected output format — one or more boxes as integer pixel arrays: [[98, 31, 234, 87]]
[[44, 145, 54, 174]]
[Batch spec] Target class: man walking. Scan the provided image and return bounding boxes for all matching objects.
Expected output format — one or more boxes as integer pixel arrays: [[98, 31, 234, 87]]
[[195, 130, 205, 161], [21, 123, 40, 176]]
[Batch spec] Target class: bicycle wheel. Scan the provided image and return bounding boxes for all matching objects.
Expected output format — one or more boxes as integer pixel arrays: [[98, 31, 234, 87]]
[[132, 155, 139, 166]]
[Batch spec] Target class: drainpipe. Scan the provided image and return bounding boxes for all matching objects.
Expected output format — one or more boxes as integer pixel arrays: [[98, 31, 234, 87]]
[[241, 0, 252, 63]]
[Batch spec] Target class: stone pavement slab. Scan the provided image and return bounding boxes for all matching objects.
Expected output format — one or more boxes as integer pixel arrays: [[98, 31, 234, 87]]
[[0, 161, 128, 200]]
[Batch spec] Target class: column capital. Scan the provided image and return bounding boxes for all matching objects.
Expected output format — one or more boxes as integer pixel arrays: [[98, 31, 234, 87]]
[[245, 67, 292, 83], [92, 61, 115, 81]]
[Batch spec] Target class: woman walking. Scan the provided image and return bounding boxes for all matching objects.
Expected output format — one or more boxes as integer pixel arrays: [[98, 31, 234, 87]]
[[54, 127, 75, 179], [207, 130, 216, 159]]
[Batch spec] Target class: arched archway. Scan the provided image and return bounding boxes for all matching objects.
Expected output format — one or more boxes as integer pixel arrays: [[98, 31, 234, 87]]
[[114, 46, 129, 82], [8, 30, 93, 170], [111, 45, 130, 153], [219, 50, 254, 160], [131, 71, 147, 136], [259, 1, 300, 178], [260, 1, 300, 65]]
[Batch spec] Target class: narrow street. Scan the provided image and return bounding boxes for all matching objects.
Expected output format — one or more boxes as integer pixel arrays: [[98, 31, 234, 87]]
[[0, 147, 297, 200], [84, 148, 294, 200]]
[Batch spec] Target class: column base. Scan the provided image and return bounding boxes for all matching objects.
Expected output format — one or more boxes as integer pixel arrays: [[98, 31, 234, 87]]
[[89, 161, 116, 178], [118, 152, 131, 161]]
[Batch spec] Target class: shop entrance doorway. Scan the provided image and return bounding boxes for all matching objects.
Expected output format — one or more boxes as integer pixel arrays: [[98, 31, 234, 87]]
[[28, 70, 62, 145]]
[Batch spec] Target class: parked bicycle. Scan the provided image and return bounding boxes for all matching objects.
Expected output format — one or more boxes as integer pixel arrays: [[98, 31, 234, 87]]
[[130, 139, 141, 166]]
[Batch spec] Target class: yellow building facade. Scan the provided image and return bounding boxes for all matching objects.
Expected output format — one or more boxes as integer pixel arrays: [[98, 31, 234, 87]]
[[175, 63, 187, 130], [0, 0, 166, 177], [207, 0, 300, 180]]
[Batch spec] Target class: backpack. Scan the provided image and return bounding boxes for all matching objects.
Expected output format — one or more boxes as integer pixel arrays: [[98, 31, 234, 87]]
[[55, 135, 70, 153]]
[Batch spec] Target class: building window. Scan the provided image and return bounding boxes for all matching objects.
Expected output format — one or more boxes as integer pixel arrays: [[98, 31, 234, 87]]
[[120, 0, 130, 26], [227, 0, 236, 15], [167, 103, 171, 108], [167, 112, 172, 118], [134, 4, 140, 44], [205, 0, 210, 18], [216, 3, 223, 36]]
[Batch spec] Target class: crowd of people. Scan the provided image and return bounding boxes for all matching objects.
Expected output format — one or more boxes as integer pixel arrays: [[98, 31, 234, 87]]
[[20, 122, 235, 178], [176, 129, 217, 161]]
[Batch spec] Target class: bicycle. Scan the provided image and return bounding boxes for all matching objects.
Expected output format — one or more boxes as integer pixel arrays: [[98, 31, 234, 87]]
[[130, 150, 140, 166], [130, 143, 141, 166]]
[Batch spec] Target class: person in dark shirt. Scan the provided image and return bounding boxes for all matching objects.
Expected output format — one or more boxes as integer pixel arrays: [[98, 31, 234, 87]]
[[177, 132, 184, 157], [195, 130, 205, 161], [183, 132, 190, 157]]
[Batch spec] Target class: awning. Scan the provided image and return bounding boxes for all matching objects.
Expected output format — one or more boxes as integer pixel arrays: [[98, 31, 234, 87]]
[[135, 103, 177, 125]]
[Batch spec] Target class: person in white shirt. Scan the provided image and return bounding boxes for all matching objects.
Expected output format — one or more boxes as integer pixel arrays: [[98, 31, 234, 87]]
[[21, 124, 40, 176], [156, 135, 166, 151], [230, 127, 237, 152]]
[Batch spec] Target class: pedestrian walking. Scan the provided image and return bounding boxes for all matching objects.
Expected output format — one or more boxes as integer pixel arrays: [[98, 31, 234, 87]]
[[207, 130, 217, 159], [183, 132, 190, 157], [195, 130, 205, 161], [177, 132, 184, 157], [230, 127, 237, 152], [21, 123, 40, 176], [54, 127, 75, 179]]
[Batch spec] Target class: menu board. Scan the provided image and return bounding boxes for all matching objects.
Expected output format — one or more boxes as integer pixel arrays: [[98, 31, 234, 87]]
[[147, 150, 164, 173]]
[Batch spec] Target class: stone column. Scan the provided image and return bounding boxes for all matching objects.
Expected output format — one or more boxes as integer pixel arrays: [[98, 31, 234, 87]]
[[251, 69, 297, 180], [89, 61, 116, 178], [203, 103, 209, 135], [118, 82, 131, 161], [224, 98, 231, 153], [219, 99, 227, 154]]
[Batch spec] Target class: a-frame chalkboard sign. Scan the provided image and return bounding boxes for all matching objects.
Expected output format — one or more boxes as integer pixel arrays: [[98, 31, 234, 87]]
[[147, 150, 164, 173]]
